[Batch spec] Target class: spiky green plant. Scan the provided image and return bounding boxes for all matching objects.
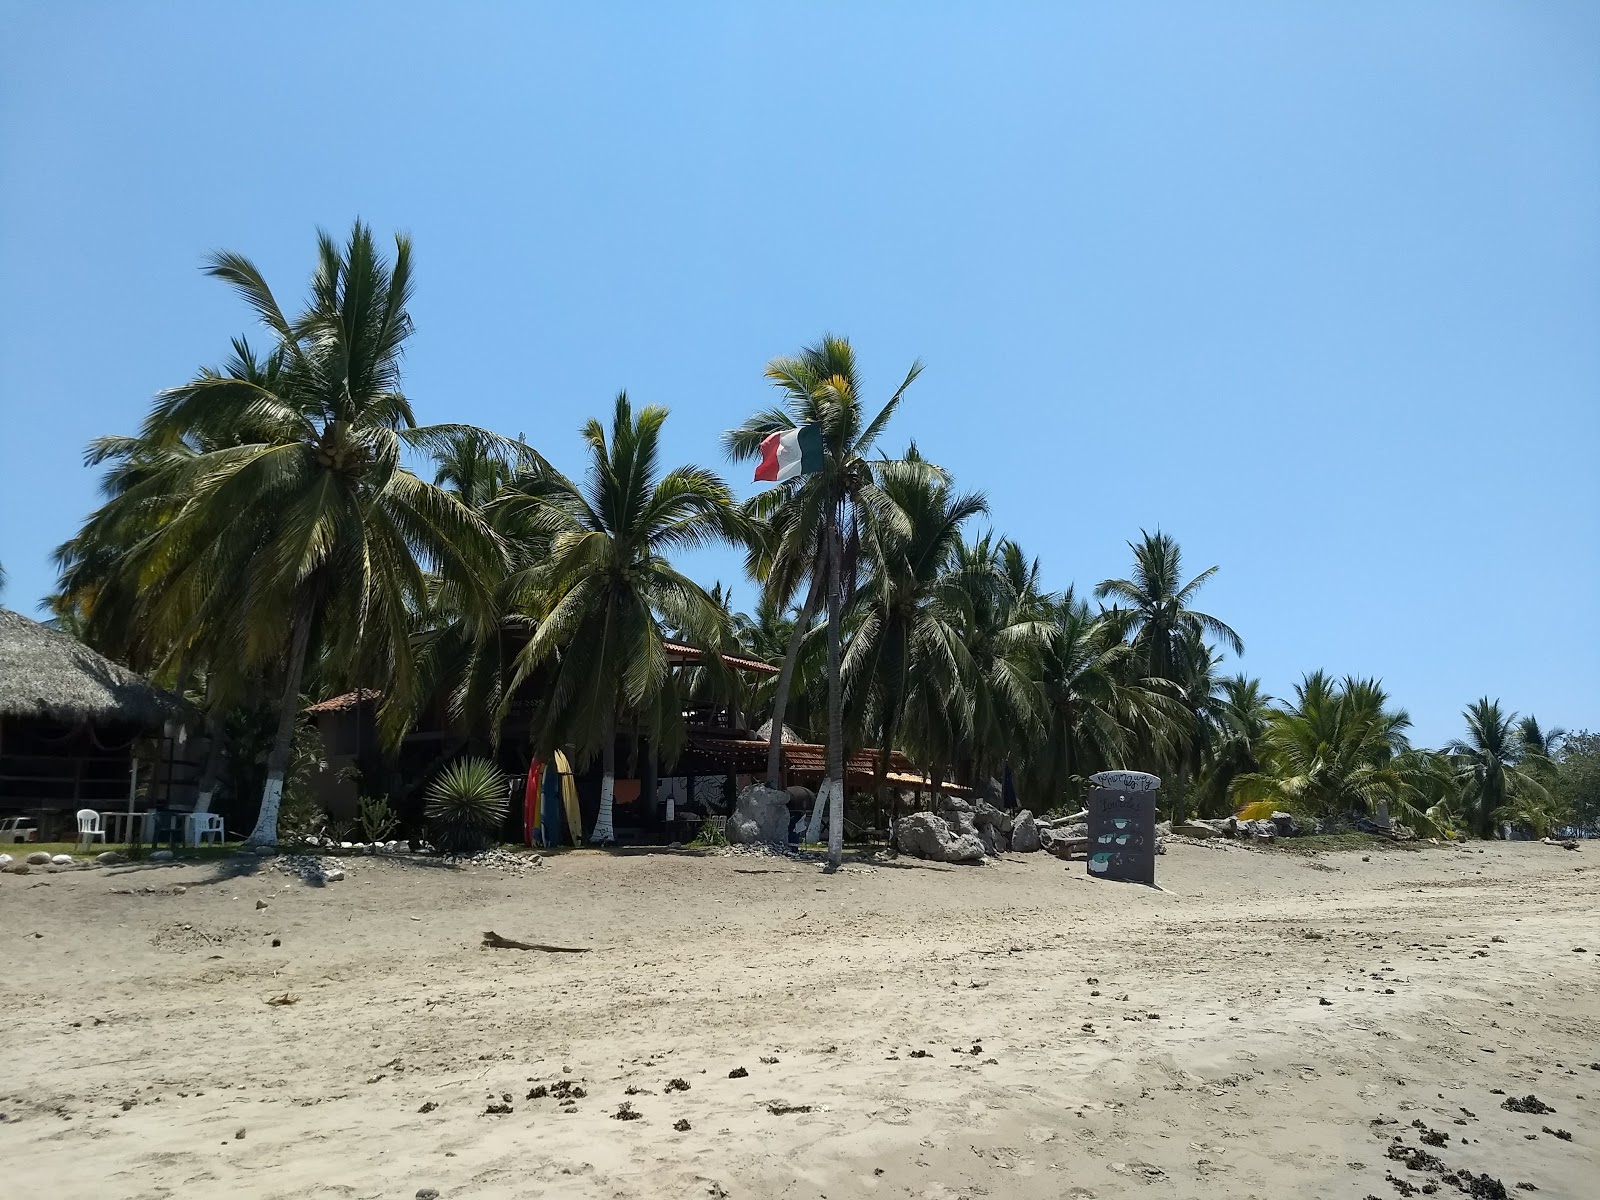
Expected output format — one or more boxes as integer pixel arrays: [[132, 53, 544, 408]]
[[424, 757, 509, 853]]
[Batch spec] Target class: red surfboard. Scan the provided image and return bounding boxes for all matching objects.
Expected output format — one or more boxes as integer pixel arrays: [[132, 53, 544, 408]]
[[523, 759, 544, 846]]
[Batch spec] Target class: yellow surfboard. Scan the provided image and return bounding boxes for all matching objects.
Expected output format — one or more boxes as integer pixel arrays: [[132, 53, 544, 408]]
[[553, 749, 583, 847]]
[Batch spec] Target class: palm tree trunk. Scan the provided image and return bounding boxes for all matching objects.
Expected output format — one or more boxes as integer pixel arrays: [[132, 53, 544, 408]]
[[191, 674, 225, 815], [765, 579, 821, 785], [593, 709, 617, 844], [824, 521, 845, 871], [246, 603, 314, 846]]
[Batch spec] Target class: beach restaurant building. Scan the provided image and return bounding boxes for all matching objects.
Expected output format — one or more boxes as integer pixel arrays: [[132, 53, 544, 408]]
[[0, 608, 187, 842]]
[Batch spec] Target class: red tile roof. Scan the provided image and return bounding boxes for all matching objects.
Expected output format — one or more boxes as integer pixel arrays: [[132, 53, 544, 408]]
[[662, 641, 779, 676], [304, 689, 381, 715]]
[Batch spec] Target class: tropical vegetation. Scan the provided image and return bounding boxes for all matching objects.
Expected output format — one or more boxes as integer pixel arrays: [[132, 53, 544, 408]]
[[27, 223, 1587, 851]]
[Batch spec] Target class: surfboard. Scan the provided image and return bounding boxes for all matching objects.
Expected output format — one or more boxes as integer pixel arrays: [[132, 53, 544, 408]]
[[553, 749, 582, 847], [523, 759, 543, 846]]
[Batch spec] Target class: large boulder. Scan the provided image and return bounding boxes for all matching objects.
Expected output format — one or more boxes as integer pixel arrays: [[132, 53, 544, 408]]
[[935, 796, 978, 838], [1010, 811, 1040, 853], [728, 784, 791, 846], [26, 851, 52, 865], [1270, 811, 1298, 837], [897, 812, 987, 864], [972, 800, 1014, 836], [1172, 820, 1219, 839]]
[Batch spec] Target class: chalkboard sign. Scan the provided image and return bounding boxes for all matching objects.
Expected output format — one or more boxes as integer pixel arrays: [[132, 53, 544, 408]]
[[1086, 770, 1160, 886]]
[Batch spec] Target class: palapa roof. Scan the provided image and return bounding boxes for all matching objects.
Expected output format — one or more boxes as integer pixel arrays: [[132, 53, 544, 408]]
[[0, 608, 178, 727], [755, 718, 801, 744]]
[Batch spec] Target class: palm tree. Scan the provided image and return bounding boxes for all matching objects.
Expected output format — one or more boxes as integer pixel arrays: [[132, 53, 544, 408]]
[[1516, 716, 1565, 767], [1190, 675, 1272, 817], [1023, 591, 1185, 812], [723, 336, 931, 869], [1095, 531, 1242, 683], [844, 456, 987, 835], [939, 534, 1049, 794], [731, 593, 798, 726], [502, 392, 741, 843], [95, 222, 507, 844], [1449, 699, 1553, 837], [1233, 673, 1439, 829]]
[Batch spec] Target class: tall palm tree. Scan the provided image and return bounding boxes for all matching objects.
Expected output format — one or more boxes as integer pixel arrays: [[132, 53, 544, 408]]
[[1449, 699, 1553, 837], [94, 223, 507, 844], [1095, 531, 1242, 683], [844, 456, 987, 833], [723, 336, 931, 869], [1022, 591, 1183, 812], [503, 393, 741, 843], [939, 534, 1049, 793]]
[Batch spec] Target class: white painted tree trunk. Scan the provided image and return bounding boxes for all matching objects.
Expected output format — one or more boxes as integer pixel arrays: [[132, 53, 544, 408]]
[[592, 775, 615, 844], [591, 716, 617, 844], [806, 777, 830, 844], [247, 603, 314, 847], [827, 775, 844, 865]]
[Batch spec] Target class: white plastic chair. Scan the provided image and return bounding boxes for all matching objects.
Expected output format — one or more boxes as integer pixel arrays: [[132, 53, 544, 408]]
[[192, 812, 225, 847], [76, 809, 106, 850]]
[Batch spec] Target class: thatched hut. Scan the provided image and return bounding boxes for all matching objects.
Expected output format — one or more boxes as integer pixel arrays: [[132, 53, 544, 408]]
[[0, 609, 181, 840]]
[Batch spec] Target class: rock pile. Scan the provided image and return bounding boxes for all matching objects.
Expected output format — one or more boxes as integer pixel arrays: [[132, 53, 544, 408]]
[[272, 854, 349, 884], [1172, 812, 1300, 842], [448, 847, 543, 875], [894, 796, 1051, 864]]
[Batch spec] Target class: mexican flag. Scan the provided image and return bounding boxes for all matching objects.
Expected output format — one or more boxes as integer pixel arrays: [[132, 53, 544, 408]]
[[754, 423, 824, 483]]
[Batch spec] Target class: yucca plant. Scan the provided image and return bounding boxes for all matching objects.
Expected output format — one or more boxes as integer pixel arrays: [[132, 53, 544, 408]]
[[424, 757, 509, 853]]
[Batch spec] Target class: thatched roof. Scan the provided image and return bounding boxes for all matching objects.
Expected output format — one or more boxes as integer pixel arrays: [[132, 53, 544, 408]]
[[755, 718, 802, 745], [0, 609, 178, 727]]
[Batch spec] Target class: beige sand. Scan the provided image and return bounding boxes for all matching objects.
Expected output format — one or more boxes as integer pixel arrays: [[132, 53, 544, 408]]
[[1, 840, 1596, 1199]]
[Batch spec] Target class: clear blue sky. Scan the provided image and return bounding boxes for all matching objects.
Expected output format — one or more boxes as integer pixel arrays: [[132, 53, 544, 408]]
[[2, 3, 1596, 747]]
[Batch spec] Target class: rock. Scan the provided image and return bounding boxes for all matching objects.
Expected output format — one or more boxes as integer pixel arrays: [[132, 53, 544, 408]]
[[4, 862, 30, 874], [95, 851, 127, 865], [935, 796, 978, 837], [728, 784, 791, 846], [1172, 821, 1218, 839], [149, 849, 175, 862], [51, 853, 75, 866], [255, 899, 269, 910], [1270, 811, 1298, 836], [0, 853, 9, 867], [973, 800, 1009, 832], [897, 812, 987, 864], [26, 851, 51, 865], [416, 1190, 441, 1200], [1010, 811, 1040, 853], [323, 868, 345, 882]]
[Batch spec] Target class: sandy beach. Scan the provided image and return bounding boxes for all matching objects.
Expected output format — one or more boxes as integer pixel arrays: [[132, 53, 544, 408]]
[[2, 840, 1595, 1199]]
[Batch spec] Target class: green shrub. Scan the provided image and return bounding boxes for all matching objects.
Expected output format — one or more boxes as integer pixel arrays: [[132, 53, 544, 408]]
[[358, 794, 399, 843], [424, 757, 508, 853]]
